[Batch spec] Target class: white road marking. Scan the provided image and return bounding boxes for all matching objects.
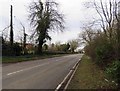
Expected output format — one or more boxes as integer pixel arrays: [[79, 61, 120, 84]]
[[55, 60, 59, 61], [7, 63, 49, 76]]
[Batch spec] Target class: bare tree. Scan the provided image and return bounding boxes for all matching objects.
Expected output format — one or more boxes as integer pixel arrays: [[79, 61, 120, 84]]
[[79, 24, 100, 46], [14, 16, 28, 54], [86, 0, 120, 59], [19, 22, 28, 54], [93, 0, 120, 40]]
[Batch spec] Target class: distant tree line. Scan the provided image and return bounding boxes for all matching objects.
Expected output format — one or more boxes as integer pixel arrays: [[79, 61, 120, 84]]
[[42, 40, 79, 53], [2, 36, 79, 56]]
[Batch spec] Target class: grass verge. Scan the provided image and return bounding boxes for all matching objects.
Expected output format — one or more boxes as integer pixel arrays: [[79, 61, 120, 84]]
[[2, 54, 68, 63], [68, 55, 117, 89]]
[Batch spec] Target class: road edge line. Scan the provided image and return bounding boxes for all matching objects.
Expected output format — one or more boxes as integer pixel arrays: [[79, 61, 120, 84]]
[[55, 58, 81, 91], [64, 61, 80, 90]]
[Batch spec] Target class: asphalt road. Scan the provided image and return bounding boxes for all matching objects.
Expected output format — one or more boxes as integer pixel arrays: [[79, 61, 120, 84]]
[[2, 54, 83, 89]]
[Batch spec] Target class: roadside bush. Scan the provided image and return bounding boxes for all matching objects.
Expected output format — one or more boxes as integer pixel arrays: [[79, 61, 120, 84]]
[[84, 33, 116, 67], [105, 60, 120, 84], [84, 44, 96, 61], [13, 43, 22, 56], [95, 42, 114, 66], [2, 43, 12, 56], [2, 42, 22, 56]]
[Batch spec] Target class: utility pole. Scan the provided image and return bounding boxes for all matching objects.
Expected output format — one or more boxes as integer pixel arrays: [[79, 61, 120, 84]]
[[10, 5, 13, 46]]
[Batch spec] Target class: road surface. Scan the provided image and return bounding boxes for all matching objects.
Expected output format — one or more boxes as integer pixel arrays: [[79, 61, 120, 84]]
[[2, 54, 83, 89]]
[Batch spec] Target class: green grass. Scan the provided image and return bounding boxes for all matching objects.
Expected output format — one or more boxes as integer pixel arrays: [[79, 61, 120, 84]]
[[2, 54, 68, 63], [68, 55, 117, 89]]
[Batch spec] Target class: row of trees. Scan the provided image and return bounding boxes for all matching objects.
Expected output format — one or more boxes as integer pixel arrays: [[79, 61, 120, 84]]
[[80, 0, 120, 88], [2, 36, 79, 56], [43, 40, 79, 53]]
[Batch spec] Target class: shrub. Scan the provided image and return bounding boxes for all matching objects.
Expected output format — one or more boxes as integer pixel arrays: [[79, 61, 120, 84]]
[[105, 60, 120, 84], [95, 43, 114, 66], [2, 42, 22, 56], [2, 43, 12, 56], [13, 43, 22, 56]]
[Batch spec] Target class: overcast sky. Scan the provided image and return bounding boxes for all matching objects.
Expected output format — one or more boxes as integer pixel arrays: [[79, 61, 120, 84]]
[[0, 0, 96, 44]]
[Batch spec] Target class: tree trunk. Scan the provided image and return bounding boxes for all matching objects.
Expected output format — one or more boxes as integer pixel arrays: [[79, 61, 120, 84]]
[[37, 40, 44, 55], [37, 31, 46, 54]]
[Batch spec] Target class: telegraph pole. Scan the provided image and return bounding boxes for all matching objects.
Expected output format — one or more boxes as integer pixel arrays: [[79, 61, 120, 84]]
[[10, 5, 13, 46]]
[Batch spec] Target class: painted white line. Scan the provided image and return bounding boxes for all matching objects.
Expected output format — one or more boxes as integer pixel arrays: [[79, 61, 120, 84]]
[[7, 63, 48, 76], [55, 60, 59, 61], [55, 59, 81, 91], [55, 84, 61, 90], [64, 63, 79, 89]]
